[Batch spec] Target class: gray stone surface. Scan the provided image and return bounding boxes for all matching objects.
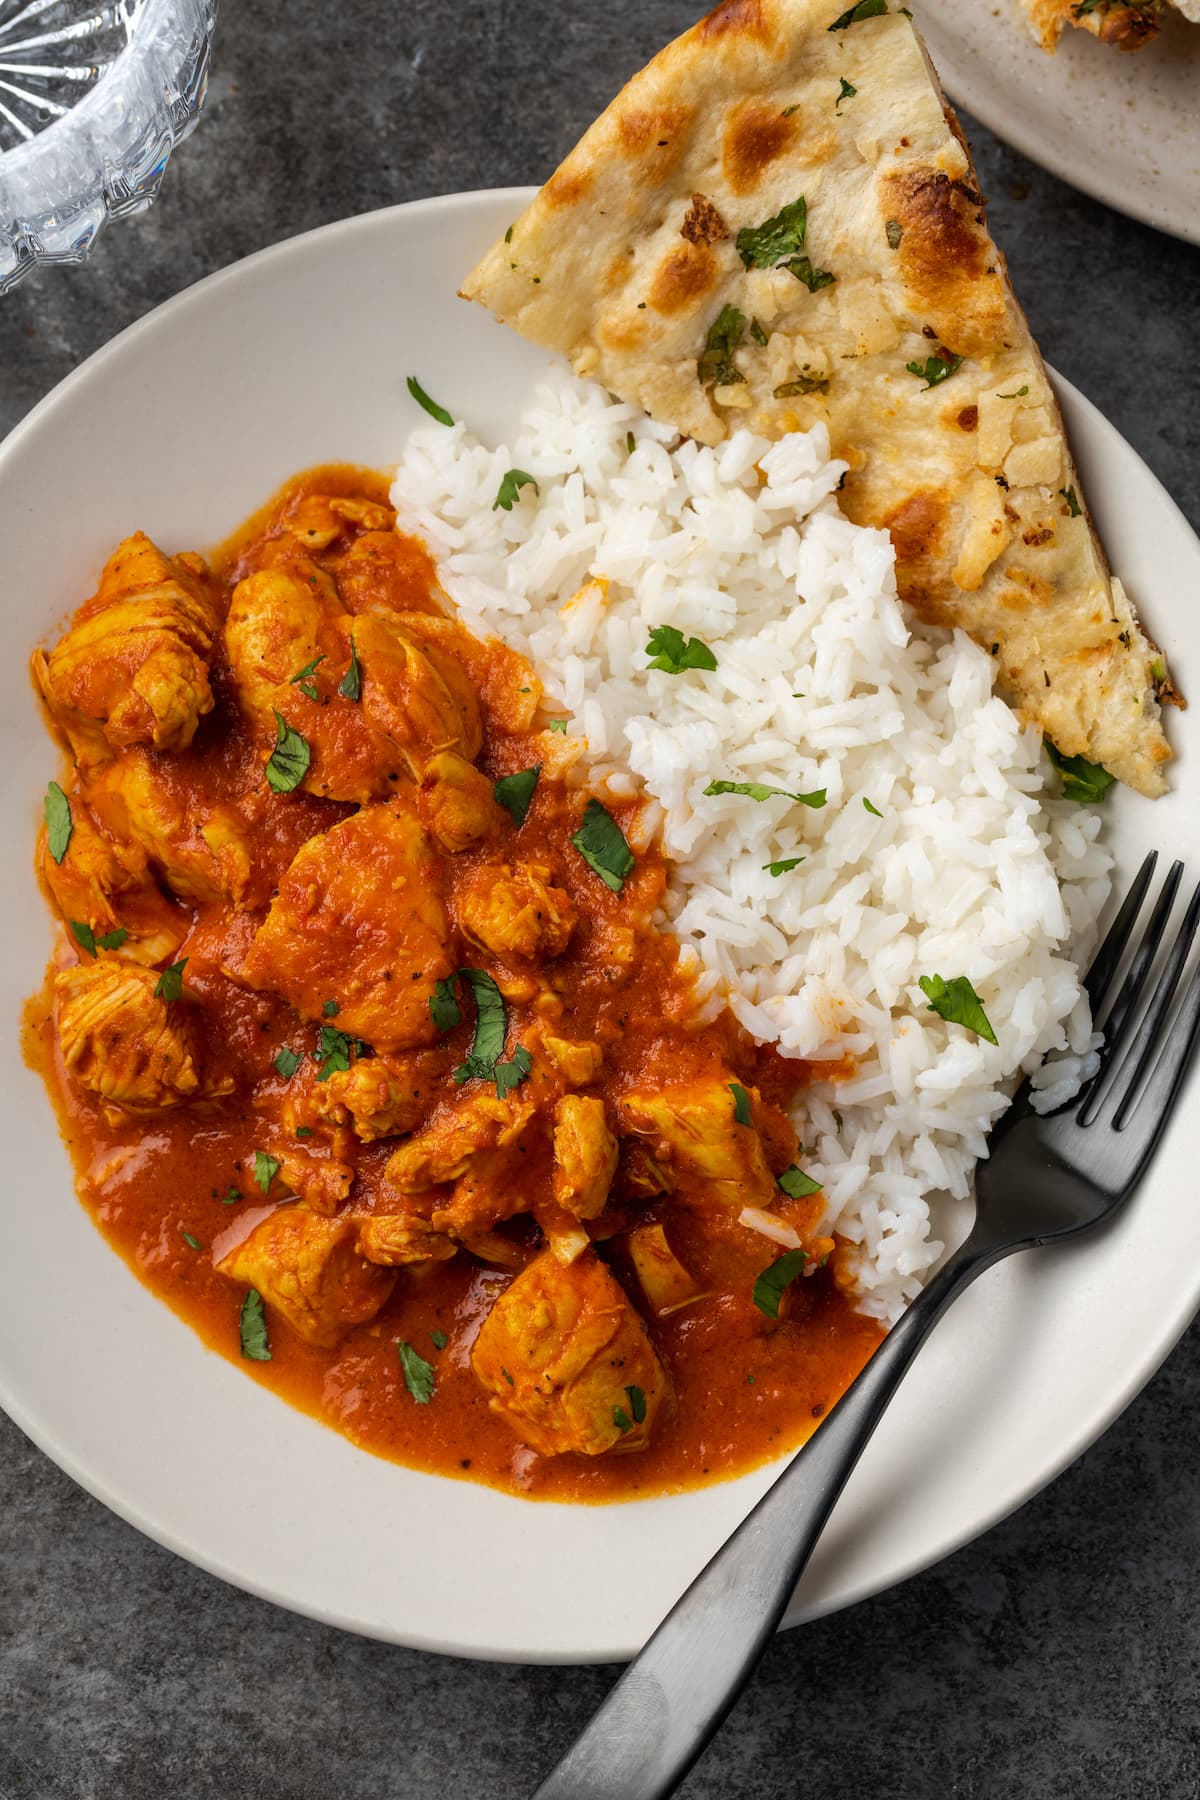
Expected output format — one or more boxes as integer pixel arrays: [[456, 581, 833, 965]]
[[2, 4, 1199, 1796]]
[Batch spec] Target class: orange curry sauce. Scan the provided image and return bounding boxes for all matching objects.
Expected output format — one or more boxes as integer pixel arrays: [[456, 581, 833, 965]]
[[25, 466, 883, 1502]]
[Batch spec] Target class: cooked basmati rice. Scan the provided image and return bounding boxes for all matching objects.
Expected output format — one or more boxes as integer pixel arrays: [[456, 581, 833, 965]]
[[391, 366, 1112, 1323]]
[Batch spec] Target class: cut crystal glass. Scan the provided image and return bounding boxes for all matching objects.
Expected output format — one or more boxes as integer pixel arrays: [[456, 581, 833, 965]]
[[0, 0, 217, 295]]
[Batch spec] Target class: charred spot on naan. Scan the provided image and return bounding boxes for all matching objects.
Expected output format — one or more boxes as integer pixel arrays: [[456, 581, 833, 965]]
[[880, 167, 1008, 357], [698, 0, 770, 43], [876, 489, 953, 622], [648, 241, 722, 315], [617, 104, 693, 180], [721, 99, 799, 195], [681, 193, 729, 244], [543, 168, 594, 209]]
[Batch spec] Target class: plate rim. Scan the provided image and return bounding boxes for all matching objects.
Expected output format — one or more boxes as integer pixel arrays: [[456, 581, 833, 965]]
[[2, 190, 1199, 1664]]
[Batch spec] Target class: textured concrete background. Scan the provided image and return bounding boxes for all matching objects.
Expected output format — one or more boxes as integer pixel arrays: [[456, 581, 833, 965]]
[[2, 4, 1199, 1797]]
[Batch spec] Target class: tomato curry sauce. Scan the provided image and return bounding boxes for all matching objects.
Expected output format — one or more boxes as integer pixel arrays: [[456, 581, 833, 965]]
[[26, 466, 882, 1502]]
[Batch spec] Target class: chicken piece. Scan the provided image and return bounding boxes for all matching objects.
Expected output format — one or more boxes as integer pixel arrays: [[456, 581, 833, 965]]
[[331, 529, 446, 618], [627, 1224, 706, 1319], [357, 1213, 457, 1267], [37, 802, 184, 968], [387, 1088, 536, 1192], [263, 1147, 354, 1217], [552, 1095, 618, 1222], [398, 613, 544, 736], [86, 749, 257, 907], [616, 1140, 676, 1202], [431, 1143, 534, 1242], [224, 562, 403, 804], [280, 493, 395, 554], [537, 1030, 604, 1088], [353, 611, 483, 773], [418, 751, 506, 854], [216, 1207, 396, 1348], [34, 534, 219, 768], [617, 1078, 777, 1208], [457, 861, 578, 961], [239, 805, 452, 1052], [55, 959, 222, 1114], [471, 1248, 669, 1457], [304, 1053, 437, 1143]]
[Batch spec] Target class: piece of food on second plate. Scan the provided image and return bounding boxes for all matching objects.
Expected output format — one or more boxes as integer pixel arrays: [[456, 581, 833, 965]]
[[28, 468, 883, 1501], [461, 0, 1180, 793], [1020, 0, 1196, 52]]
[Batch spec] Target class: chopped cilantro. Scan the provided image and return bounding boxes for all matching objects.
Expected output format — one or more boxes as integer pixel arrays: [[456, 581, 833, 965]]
[[406, 375, 454, 426], [70, 921, 127, 957], [612, 1406, 633, 1434], [836, 76, 857, 110], [750, 316, 770, 346], [626, 1384, 647, 1425], [322, 999, 340, 1017], [863, 797, 883, 817], [774, 375, 830, 397], [240, 1289, 271, 1361], [778, 1165, 823, 1199], [763, 857, 805, 876], [273, 1046, 302, 1080], [45, 782, 72, 864], [252, 1151, 281, 1194], [1045, 741, 1115, 804], [997, 386, 1029, 399], [338, 637, 361, 702], [704, 779, 826, 807], [736, 197, 809, 269], [547, 718, 569, 734], [698, 303, 747, 388], [918, 974, 998, 1045], [645, 625, 718, 674], [494, 1045, 533, 1101], [265, 711, 311, 793], [290, 655, 325, 701], [1059, 485, 1082, 517], [906, 352, 963, 390], [493, 469, 540, 511], [729, 1081, 752, 1126], [399, 1340, 437, 1404], [314, 1024, 357, 1082], [154, 959, 187, 1002], [493, 765, 541, 828], [828, 0, 888, 26], [431, 1329, 448, 1351], [452, 969, 509, 1084], [753, 1249, 810, 1318], [429, 976, 462, 1034], [570, 798, 636, 894]]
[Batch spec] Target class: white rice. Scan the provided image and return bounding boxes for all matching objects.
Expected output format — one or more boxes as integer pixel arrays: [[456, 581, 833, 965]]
[[391, 367, 1112, 1323]]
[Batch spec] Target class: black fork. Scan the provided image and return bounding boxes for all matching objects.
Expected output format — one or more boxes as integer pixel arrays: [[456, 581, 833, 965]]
[[531, 852, 1200, 1800]]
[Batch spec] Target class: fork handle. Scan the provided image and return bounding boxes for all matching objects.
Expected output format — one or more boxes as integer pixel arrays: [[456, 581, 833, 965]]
[[530, 1233, 1009, 1800]]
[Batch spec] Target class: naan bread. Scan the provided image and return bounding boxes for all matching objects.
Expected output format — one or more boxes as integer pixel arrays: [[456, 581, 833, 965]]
[[462, 0, 1176, 794]]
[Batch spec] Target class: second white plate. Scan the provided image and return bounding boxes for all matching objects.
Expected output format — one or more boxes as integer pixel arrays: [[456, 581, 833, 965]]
[[916, 0, 1200, 245]]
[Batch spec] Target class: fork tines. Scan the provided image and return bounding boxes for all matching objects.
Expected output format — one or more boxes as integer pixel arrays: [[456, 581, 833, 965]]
[[1079, 851, 1200, 1132]]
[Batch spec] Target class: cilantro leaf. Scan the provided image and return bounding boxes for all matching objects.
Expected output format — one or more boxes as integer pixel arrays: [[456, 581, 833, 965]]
[[547, 718, 569, 735], [1045, 741, 1115, 804], [997, 385, 1029, 399], [493, 765, 541, 828], [273, 1047, 302, 1080], [322, 999, 339, 1017], [736, 197, 808, 269], [399, 1340, 436, 1404], [493, 469, 540, 511], [863, 798, 883, 817], [69, 921, 97, 958], [753, 1248, 810, 1318], [763, 857, 805, 876], [905, 352, 963, 390], [406, 375, 454, 426], [338, 637, 361, 702], [828, 0, 888, 28], [429, 976, 462, 1034], [778, 1165, 823, 1199], [154, 959, 187, 1002], [750, 316, 769, 346], [494, 1045, 532, 1101], [774, 375, 830, 398], [97, 927, 129, 951], [240, 1289, 272, 1361], [645, 625, 718, 675], [431, 1329, 448, 1351], [918, 974, 998, 1046], [836, 76, 857, 109], [1059, 485, 1082, 518], [290, 655, 325, 700], [612, 1406, 633, 1434], [252, 1151, 281, 1194], [181, 1230, 203, 1252], [314, 1024, 356, 1082], [626, 1384, 647, 1425], [265, 711, 311, 793], [221, 1187, 242, 1205], [45, 782, 73, 864], [571, 798, 636, 894], [704, 779, 826, 807], [698, 303, 747, 388], [729, 1081, 752, 1126], [782, 256, 836, 292], [452, 969, 509, 1084]]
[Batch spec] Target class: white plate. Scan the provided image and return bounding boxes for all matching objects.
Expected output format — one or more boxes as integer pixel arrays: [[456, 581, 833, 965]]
[[915, 0, 1200, 245], [1, 190, 1198, 1665]]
